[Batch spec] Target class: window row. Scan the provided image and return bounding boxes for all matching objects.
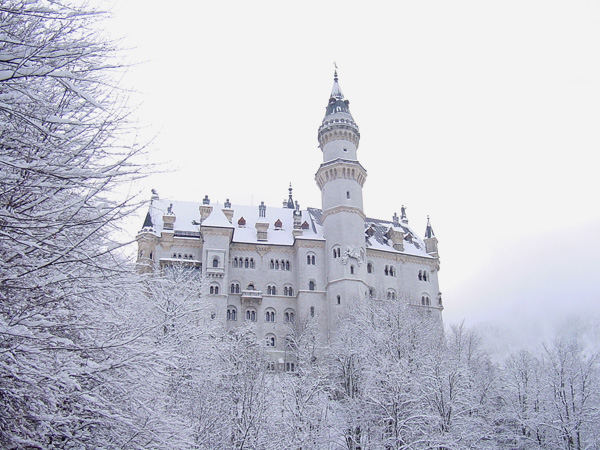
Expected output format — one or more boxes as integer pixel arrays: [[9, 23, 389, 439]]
[[332, 247, 342, 258], [172, 252, 194, 260], [384, 265, 396, 277], [418, 270, 429, 282], [226, 306, 296, 324], [229, 283, 295, 296], [270, 259, 291, 270], [306, 254, 316, 265], [266, 361, 296, 373], [233, 257, 255, 269]]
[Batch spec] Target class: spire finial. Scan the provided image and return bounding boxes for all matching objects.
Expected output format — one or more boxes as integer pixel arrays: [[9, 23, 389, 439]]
[[333, 61, 338, 82], [286, 183, 294, 208]]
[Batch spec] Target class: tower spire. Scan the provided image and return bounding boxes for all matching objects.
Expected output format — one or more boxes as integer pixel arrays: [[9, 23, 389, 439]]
[[286, 183, 294, 209], [425, 215, 435, 238]]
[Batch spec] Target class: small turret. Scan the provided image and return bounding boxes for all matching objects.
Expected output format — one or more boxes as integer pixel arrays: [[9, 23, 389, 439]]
[[222, 198, 234, 223], [200, 195, 212, 220], [162, 203, 175, 231], [424, 215, 438, 257]]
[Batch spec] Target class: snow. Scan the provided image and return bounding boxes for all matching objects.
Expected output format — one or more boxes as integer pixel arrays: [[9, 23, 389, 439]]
[[146, 198, 431, 258], [202, 206, 233, 228]]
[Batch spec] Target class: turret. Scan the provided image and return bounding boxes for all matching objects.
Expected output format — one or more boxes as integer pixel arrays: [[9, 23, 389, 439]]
[[424, 215, 439, 257]]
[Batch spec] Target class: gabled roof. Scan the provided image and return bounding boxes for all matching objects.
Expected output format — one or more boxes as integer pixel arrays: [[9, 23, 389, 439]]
[[141, 199, 432, 258]]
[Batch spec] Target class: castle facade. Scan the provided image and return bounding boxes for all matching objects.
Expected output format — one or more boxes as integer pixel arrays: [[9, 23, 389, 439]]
[[137, 72, 442, 370]]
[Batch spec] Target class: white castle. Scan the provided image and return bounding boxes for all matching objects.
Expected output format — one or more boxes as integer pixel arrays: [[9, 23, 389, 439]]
[[137, 71, 442, 370]]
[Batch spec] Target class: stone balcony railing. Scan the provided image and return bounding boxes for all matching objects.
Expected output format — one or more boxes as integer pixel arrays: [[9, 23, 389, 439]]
[[241, 289, 263, 299]]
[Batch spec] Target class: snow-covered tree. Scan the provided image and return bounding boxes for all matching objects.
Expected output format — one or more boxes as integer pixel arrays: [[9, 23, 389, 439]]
[[0, 1, 148, 446]]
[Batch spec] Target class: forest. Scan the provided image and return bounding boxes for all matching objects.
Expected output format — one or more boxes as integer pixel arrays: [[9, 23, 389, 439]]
[[1, 1, 598, 448]]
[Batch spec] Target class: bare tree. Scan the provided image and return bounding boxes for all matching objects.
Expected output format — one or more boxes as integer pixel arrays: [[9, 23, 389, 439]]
[[0, 1, 148, 446]]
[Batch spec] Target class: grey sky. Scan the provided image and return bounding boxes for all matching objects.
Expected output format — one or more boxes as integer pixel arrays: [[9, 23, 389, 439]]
[[108, 0, 600, 340]]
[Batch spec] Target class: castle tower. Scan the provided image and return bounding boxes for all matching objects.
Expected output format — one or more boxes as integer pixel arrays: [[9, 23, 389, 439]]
[[315, 70, 368, 336]]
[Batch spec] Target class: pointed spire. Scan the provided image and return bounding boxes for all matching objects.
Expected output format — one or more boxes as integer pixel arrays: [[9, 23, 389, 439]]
[[286, 183, 295, 208], [401, 205, 408, 224], [142, 211, 153, 229], [330, 68, 344, 101], [425, 215, 435, 238]]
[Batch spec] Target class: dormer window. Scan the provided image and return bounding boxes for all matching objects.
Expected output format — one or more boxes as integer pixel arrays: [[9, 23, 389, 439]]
[[212, 257, 219, 268], [238, 217, 246, 226], [274, 219, 282, 229], [301, 221, 309, 230]]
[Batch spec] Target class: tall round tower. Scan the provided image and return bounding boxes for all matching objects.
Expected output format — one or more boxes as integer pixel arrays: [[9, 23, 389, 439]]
[[315, 71, 368, 335]]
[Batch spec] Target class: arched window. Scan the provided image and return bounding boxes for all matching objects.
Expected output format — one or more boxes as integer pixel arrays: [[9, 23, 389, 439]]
[[285, 260, 290, 271], [265, 334, 276, 347], [267, 285, 276, 296], [421, 295, 431, 306], [212, 257, 219, 268], [284, 309, 295, 323], [311, 255, 315, 265], [246, 309, 256, 321], [250, 258, 255, 269], [226, 306, 237, 321], [423, 271, 428, 281], [230, 283, 236, 294], [287, 286, 293, 296], [275, 260, 279, 270], [265, 309, 275, 322], [418, 270, 423, 281], [333, 248, 336, 258], [346, 191, 350, 199], [244, 258, 249, 268], [270, 259, 274, 269], [307, 255, 311, 265], [247, 283, 255, 290], [367, 262, 373, 273], [384, 265, 389, 276], [233, 258, 238, 268], [210, 286, 214, 295], [210, 284, 219, 295], [309, 280, 315, 291], [337, 248, 341, 258], [387, 289, 397, 300], [230, 282, 240, 294], [337, 295, 341, 305], [284, 286, 288, 296]]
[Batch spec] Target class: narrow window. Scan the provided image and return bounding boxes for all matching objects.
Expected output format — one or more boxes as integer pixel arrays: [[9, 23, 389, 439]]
[[250, 258, 255, 269], [210, 286, 214, 295], [231, 283, 235, 294], [310, 306, 315, 317], [367, 263, 373, 273], [214, 286, 219, 294], [311, 255, 315, 265], [384, 266, 389, 276], [275, 260, 279, 270], [337, 295, 341, 305], [236, 284, 240, 294], [309, 280, 315, 291], [286, 261, 290, 271], [346, 191, 350, 199], [418, 270, 422, 281], [350, 265, 354, 274], [333, 248, 337, 258], [245, 258, 249, 268], [307, 255, 311, 265], [288, 287, 293, 296], [212, 257, 219, 268], [270, 259, 274, 269]]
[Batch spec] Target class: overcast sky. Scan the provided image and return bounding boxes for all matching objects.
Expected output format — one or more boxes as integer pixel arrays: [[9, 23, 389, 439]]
[[107, 0, 600, 346]]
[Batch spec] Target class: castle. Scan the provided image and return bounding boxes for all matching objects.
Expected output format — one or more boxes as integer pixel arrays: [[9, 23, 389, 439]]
[[137, 71, 442, 370]]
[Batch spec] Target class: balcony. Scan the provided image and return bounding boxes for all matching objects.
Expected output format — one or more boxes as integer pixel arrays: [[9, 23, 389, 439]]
[[241, 289, 263, 306]]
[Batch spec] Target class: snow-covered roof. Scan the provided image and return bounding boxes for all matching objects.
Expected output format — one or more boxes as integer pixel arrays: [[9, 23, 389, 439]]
[[143, 199, 432, 258]]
